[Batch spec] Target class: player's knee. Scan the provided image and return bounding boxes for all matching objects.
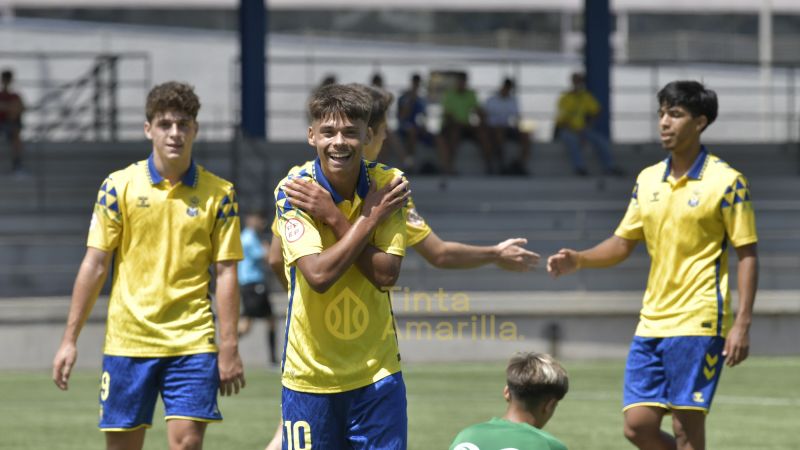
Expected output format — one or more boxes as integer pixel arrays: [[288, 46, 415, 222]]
[[170, 434, 203, 450], [623, 419, 657, 445]]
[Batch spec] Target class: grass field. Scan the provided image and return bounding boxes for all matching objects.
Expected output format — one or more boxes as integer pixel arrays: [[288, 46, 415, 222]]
[[1, 357, 798, 449]]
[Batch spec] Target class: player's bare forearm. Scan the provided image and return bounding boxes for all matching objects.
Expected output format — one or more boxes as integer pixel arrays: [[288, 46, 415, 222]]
[[416, 234, 539, 271], [725, 243, 759, 367], [295, 214, 381, 293], [214, 260, 246, 395], [734, 243, 758, 327], [288, 176, 408, 290], [415, 232, 495, 269], [577, 235, 637, 268], [53, 247, 111, 390], [547, 235, 636, 278], [268, 235, 289, 291], [61, 247, 111, 344], [214, 261, 240, 349]]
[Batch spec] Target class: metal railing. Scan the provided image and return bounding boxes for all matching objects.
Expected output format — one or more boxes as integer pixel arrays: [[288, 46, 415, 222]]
[[0, 51, 151, 142]]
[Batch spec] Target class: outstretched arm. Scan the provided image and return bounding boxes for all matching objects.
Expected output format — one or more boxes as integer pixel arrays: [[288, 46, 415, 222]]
[[283, 177, 408, 290], [547, 235, 637, 278], [289, 177, 409, 292], [414, 232, 539, 271], [724, 243, 758, 367], [53, 247, 112, 390]]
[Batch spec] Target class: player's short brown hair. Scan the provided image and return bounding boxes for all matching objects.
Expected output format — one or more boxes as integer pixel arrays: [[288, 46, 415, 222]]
[[506, 352, 569, 409], [308, 84, 372, 125], [145, 81, 201, 122]]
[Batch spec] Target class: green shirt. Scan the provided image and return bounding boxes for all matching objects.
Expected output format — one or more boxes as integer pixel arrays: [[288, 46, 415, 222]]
[[442, 88, 480, 125], [450, 418, 568, 450]]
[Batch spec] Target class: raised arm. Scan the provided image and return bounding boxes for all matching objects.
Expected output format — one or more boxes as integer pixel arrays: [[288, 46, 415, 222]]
[[214, 260, 246, 395], [53, 247, 112, 390], [414, 232, 539, 271], [289, 177, 409, 292], [723, 243, 759, 367], [547, 235, 638, 278]]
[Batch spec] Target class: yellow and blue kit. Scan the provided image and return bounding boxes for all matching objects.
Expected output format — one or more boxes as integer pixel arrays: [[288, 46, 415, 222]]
[[616, 146, 757, 412], [274, 158, 407, 394], [88, 154, 243, 357], [615, 147, 757, 338]]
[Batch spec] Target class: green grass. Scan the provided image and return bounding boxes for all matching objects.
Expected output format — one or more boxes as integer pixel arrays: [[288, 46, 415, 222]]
[[1, 357, 798, 449]]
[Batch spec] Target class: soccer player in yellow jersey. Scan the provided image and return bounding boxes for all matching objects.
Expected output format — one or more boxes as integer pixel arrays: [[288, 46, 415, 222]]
[[547, 80, 758, 450], [274, 84, 411, 449], [280, 84, 539, 278], [264, 84, 539, 450], [52, 82, 246, 450]]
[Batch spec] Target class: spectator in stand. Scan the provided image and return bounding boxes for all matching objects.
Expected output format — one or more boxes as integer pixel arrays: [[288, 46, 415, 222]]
[[555, 72, 623, 177], [440, 72, 495, 175], [0, 69, 26, 176], [484, 78, 532, 176], [397, 73, 438, 173]]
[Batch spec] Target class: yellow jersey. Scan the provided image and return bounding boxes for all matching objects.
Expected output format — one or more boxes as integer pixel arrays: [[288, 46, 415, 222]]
[[275, 158, 407, 393], [88, 154, 243, 357], [556, 89, 600, 132], [269, 178, 431, 247], [615, 148, 757, 338]]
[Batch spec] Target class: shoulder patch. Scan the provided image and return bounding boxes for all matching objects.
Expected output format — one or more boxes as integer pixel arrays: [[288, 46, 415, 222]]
[[284, 218, 305, 243]]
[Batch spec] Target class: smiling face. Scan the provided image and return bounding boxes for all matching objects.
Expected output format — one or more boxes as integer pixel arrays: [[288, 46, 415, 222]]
[[657, 103, 707, 155], [145, 110, 198, 165], [308, 112, 372, 184]]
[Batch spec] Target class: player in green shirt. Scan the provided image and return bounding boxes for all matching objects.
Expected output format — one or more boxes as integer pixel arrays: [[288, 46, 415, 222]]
[[450, 352, 569, 450]]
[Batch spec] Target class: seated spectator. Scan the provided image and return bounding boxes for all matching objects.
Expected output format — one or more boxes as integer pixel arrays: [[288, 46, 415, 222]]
[[397, 73, 437, 172], [449, 352, 569, 450], [484, 78, 532, 176], [440, 72, 494, 175], [0, 69, 26, 176], [555, 72, 623, 177]]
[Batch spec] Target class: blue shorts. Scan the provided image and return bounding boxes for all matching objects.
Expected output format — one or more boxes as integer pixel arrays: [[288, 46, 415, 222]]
[[281, 372, 407, 450], [623, 336, 725, 413], [99, 353, 221, 431]]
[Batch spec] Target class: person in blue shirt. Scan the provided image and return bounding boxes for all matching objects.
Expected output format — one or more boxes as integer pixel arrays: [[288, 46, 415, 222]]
[[238, 209, 276, 366]]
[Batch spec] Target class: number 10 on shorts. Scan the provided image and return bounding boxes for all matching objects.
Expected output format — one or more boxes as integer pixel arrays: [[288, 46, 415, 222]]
[[283, 420, 311, 449]]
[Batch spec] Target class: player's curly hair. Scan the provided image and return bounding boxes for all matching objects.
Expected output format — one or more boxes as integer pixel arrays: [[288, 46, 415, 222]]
[[506, 352, 569, 409], [350, 84, 394, 131], [145, 81, 201, 122], [308, 83, 372, 125]]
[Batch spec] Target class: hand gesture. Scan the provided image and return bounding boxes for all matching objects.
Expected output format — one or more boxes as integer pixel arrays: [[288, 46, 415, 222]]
[[283, 179, 341, 226], [52, 341, 78, 391], [547, 248, 580, 278], [494, 238, 540, 272], [361, 176, 410, 223]]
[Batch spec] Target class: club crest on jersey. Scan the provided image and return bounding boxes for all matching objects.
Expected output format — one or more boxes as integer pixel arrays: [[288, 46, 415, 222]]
[[688, 190, 701, 207], [285, 218, 305, 242]]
